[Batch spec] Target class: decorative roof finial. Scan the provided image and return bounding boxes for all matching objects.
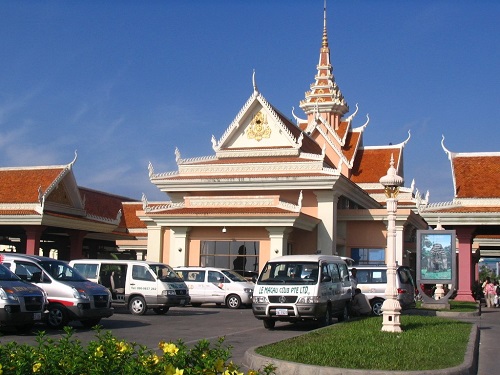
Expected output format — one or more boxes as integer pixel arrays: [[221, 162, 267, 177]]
[[322, 0, 328, 49], [252, 69, 258, 93]]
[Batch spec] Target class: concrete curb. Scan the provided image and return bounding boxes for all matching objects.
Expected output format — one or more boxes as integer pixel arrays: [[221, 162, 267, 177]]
[[244, 322, 479, 375]]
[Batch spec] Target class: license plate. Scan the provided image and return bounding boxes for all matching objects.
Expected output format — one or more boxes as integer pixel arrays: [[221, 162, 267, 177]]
[[33, 312, 41, 321], [276, 308, 288, 316], [180, 299, 185, 305]]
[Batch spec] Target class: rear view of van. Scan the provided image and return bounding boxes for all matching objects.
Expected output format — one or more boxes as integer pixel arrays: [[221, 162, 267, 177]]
[[70, 259, 190, 316], [2, 254, 113, 329], [351, 265, 416, 315]]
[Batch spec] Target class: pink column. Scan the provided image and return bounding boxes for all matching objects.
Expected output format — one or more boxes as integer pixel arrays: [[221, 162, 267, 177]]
[[68, 230, 87, 261], [23, 226, 46, 255], [454, 226, 476, 302]]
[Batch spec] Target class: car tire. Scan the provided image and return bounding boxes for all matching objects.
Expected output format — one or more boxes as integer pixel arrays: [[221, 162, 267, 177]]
[[129, 296, 147, 315], [226, 294, 241, 309], [263, 319, 275, 329], [371, 298, 384, 316], [47, 304, 69, 329], [153, 307, 170, 315]]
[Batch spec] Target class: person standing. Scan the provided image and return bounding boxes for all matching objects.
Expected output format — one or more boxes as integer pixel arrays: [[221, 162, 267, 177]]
[[350, 268, 358, 298]]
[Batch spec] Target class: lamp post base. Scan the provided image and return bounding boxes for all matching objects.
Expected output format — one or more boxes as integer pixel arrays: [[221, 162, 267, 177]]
[[381, 298, 402, 333]]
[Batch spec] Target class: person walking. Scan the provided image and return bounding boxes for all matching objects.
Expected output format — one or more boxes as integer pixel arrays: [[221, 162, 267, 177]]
[[483, 277, 495, 308]]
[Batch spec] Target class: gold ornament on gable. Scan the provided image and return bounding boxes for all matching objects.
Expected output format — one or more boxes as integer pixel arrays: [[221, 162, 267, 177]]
[[247, 111, 271, 141]]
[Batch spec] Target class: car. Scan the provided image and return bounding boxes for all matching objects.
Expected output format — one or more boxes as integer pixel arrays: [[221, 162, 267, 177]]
[[3, 254, 113, 329], [350, 265, 416, 316], [174, 267, 254, 309], [0, 262, 48, 332]]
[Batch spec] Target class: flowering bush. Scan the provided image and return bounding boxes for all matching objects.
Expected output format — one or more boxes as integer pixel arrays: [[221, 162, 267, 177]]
[[0, 326, 275, 375]]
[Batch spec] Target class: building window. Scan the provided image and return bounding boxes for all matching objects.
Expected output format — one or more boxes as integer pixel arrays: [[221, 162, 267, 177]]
[[351, 248, 385, 265], [200, 241, 259, 276]]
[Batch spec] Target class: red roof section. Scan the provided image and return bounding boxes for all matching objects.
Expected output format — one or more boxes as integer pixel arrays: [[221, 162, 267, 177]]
[[122, 202, 146, 229], [0, 167, 64, 203], [351, 148, 401, 183], [453, 156, 500, 198]]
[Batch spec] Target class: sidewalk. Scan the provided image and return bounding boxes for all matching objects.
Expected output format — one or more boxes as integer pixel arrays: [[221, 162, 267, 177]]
[[465, 306, 499, 375]]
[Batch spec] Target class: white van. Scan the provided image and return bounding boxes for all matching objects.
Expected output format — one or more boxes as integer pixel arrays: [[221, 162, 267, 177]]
[[351, 265, 416, 315], [174, 267, 254, 309], [2, 254, 113, 329], [70, 259, 190, 315], [0, 262, 48, 332], [252, 254, 352, 329]]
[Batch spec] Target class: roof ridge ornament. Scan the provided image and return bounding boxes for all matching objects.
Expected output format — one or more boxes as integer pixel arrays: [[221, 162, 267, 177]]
[[441, 135, 455, 160], [252, 69, 258, 94], [69, 150, 78, 168]]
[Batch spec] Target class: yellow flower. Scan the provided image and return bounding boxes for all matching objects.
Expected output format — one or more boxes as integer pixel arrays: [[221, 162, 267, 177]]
[[95, 345, 104, 358], [32, 362, 42, 373], [0, 363, 3, 375], [174, 369, 184, 375], [159, 342, 179, 356], [116, 340, 129, 353], [246, 371, 258, 375]]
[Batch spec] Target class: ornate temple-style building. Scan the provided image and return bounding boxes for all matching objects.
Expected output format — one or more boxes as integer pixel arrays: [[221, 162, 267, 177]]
[[136, 9, 428, 276]]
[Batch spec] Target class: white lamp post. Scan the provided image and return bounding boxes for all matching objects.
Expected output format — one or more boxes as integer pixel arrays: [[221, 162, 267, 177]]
[[379, 154, 404, 333]]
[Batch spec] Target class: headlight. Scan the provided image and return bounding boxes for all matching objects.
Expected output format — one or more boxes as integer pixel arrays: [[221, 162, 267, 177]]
[[244, 288, 253, 294], [252, 296, 268, 303], [72, 288, 89, 300], [0, 287, 19, 301], [162, 289, 176, 296], [297, 296, 321, 304]]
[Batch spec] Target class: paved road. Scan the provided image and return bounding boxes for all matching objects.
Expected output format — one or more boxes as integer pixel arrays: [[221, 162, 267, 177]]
[[0, 305, 315, 370], [2, 305, 495, 374]]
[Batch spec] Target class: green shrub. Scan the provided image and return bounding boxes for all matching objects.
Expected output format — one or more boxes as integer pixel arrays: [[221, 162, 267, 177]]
[[0, 326, 276, 375]]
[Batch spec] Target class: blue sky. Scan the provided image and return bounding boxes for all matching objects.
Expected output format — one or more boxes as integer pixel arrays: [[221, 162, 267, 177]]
[[1, 1, 498, 203]]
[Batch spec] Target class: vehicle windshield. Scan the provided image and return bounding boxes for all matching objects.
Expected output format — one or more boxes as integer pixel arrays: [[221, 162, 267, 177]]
[[40, 260, 87, 282], [0, 264, 20, 281], [221, 269, 248, 282], [151, 264, 184, 282], [258, 262, 319, 284]]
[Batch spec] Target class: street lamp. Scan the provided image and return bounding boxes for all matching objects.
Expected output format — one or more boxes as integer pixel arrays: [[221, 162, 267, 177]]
[[379, 154, 404, 333]]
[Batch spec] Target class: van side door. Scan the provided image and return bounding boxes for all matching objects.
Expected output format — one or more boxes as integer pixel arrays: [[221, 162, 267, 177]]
[[206, 271, 226, 303]]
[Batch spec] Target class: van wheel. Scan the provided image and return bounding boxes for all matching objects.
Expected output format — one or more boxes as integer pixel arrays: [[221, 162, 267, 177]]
[[129, 296, 147, 315], [337, 305, 349, 322], [47, 304, 69, 329], [320, 305, 332, 326], [226, 294, 241, 309], [263, 319, 275, 329], [371, 299, 384, 316], [153, 307, 169, 315]]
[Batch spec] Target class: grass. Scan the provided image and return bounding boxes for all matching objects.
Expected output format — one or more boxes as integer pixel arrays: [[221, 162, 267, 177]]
[[416, 300, 479, 312], [255, 316, 473, 371]]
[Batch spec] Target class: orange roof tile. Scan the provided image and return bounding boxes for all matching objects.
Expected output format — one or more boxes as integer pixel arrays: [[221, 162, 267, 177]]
[[351, 148, 401, 183], [0, 167, 64, 203], [453, 156, 500, 198], [121, 203, 146, 229]]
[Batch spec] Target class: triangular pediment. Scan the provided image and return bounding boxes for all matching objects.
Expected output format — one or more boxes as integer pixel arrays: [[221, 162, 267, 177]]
[[213, 92, 303, 158], [43, 167, 86, 214]]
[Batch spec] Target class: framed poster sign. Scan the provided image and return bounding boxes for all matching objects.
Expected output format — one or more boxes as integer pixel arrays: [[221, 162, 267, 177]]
[[416, 230, 456, 284]]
